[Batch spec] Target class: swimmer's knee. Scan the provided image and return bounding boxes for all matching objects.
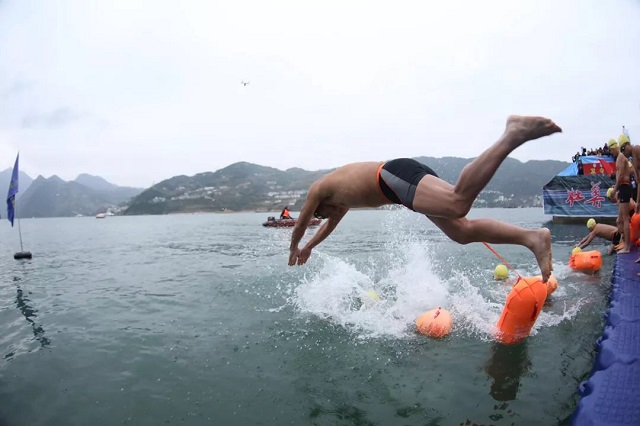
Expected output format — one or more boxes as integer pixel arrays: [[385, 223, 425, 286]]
[[445, 223, 474, 245], [449, 196, 472, 219], [451, 232, 474, 245]]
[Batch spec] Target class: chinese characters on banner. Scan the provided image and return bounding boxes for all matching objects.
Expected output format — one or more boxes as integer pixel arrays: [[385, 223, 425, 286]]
[[565, 182, 605, 209]]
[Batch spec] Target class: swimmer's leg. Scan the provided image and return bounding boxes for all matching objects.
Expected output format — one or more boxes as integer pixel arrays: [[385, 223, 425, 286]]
[[412, 116, 561, 218], [428, 215, 553, 282]]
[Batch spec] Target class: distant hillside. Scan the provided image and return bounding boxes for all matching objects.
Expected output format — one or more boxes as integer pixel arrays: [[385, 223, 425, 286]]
[[124, 157, 571, 215], [73, 174, 143, 201], [74, 174, 119, 192], [0, 168, 33, 218], [16, 175, 144, 218], [414, 156, 570, 207], [124, 162, 328, 215]]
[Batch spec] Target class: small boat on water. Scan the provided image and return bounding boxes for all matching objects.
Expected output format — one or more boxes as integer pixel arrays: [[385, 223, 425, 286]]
[[96, 213, 106, 219], [262, 216, 322, 227]]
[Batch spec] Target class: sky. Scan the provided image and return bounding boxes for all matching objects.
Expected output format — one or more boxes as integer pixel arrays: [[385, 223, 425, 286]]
[[0, 0, 639, 188]]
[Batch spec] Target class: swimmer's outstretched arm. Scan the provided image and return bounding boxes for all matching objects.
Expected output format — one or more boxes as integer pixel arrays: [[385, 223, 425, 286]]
[[289, 208, 348, 266], [577, 231, 595, 249], [289, 191, 320, 265], [299, 208, 348, 255]]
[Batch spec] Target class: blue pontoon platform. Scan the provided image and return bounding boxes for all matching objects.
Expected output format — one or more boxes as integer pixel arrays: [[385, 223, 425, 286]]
[[571, 251, 640, 425]]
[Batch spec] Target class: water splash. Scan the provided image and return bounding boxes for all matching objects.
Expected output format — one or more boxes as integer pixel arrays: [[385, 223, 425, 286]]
[[293, 240, 448, 339], [289, 209, 596, 342]]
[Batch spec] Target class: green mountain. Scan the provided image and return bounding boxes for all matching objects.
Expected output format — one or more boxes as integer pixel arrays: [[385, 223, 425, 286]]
[[16, 175, 144, 218], [123, 162, 328, 215], [74, 173, 120, 192], [124, 157, 570, 215], [415, 156, 570, 207], [73, 174, 142, 201], [0, 168, 34, 218]]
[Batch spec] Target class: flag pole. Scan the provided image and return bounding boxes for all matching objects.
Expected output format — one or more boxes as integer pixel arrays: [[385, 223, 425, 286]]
[[17, 218, 25, 252], [7, 152, 32, 260]]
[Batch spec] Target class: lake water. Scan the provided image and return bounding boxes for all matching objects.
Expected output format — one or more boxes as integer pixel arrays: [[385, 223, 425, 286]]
[[0, 208, 612, 425]]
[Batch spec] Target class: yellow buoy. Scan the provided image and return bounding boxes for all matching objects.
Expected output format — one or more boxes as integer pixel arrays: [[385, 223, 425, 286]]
[[494, 264, 509, 280], [416, 307, 452, 338], [365, 289, 380, 301]]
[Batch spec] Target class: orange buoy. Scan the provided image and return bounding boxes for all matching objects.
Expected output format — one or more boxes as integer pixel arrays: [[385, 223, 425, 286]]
[[495, 276, 548, 345], [416, 307, 452, 338], [524, 274, 559, 297], [502, 274, 557, 297], [569, 250, 602, 273]]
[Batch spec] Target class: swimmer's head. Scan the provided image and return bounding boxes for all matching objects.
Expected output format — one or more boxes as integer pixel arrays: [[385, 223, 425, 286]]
[[606, 187, 615, 200], [619, 134, 630, 145], [587, 218, 596, 230], [608, 138, 618, 149]]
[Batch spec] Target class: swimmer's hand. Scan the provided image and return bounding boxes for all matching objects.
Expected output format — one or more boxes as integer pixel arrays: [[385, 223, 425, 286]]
[[288, 248, 300, 266], [288, 247, 312, 266]]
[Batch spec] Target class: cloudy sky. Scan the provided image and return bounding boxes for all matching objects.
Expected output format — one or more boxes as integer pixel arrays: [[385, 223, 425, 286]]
[[1, 0, 639, 188]]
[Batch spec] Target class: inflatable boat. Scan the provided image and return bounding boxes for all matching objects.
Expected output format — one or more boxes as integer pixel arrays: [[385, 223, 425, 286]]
[[262, 217, 322, 227]]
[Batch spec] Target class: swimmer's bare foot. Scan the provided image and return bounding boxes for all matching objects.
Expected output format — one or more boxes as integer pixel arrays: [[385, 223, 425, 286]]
[[635, 257, 640, 264], [504, 115, 562, 148], [618, 248, 630, 254], [530, 228, 553, 282]]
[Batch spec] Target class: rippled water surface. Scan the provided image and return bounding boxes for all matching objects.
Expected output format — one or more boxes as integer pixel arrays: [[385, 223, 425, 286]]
[[0, 209, 613, 425]]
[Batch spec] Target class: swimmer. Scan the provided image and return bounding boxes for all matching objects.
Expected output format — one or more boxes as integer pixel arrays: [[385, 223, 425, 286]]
[[576, 218, 622, 255], [611, 136, 634, 253], [288, 115, 561, 282]]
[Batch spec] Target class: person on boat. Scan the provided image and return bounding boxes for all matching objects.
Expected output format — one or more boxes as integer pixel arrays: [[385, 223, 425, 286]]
[[280, 206, 294, 220], [576, 218, 621, 255], [611, 136, 634, 254], [287, 115, 561, 282]]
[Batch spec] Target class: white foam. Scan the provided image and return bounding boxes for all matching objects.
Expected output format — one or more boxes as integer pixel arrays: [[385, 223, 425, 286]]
[[289, 210, 599, 342], [293, 238, 448, 339]]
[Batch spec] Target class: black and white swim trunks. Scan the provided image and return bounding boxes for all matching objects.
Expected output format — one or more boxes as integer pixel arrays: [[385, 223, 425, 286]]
[[376, 158, 438, 211]]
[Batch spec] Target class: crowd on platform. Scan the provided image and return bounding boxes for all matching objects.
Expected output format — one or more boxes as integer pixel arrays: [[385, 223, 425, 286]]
[[572, 143, 612, 162]]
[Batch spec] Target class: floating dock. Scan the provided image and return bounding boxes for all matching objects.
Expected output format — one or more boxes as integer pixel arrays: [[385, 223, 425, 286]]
[[571, 251, 640, 425]]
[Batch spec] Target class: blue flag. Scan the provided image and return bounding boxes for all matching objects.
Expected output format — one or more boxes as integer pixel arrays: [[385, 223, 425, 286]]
[[6, 153, 19, 227]]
